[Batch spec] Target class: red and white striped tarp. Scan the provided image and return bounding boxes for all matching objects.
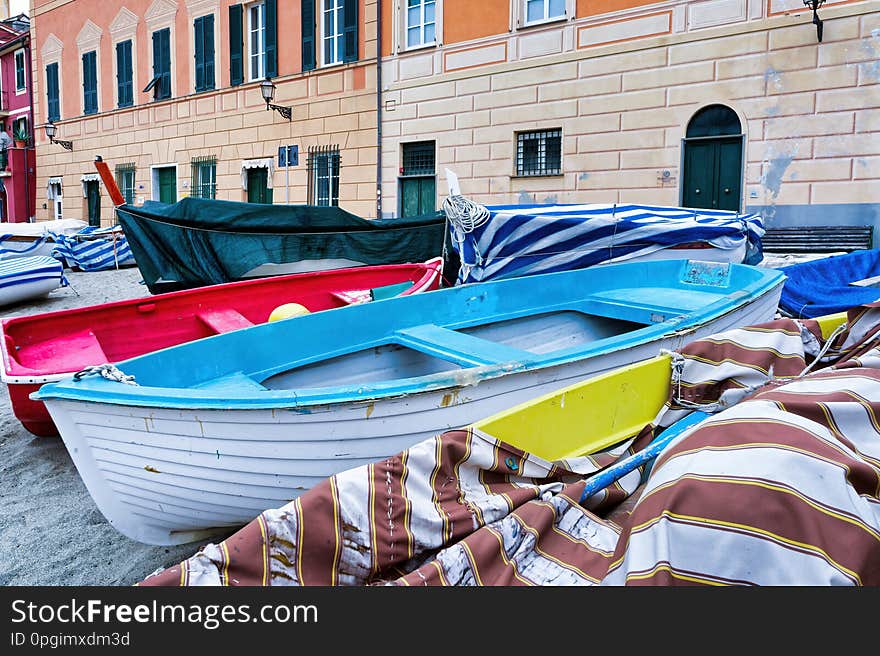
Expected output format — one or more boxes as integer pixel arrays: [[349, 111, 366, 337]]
[[140, 305, 880, 586]]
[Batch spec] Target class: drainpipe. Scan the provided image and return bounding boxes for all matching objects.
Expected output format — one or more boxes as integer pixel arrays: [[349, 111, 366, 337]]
[[376, 0, 382, 219], [25, 39, 33, 222]]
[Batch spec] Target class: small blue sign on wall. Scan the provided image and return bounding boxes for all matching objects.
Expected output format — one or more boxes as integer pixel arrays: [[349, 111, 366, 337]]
[[278, 145, 299, 167]]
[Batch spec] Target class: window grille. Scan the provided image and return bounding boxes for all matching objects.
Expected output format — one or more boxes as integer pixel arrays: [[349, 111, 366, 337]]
[[516, 129, 562, 176], [401, 141, 435, 177], [307, 145, 340, 206], [191, 156, 217, 199]]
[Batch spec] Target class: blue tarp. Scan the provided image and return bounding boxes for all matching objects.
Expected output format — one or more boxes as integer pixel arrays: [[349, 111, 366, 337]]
[[778, 249, 880, 318], [447, 203, 764, 285]]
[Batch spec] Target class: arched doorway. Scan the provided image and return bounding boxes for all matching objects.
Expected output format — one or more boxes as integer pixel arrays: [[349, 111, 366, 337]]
[[681, 104, 744, 212]]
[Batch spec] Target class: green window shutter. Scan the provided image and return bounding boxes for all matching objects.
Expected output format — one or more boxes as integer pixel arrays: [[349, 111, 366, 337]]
[[265, 0, 277, 77], [46, 63, 60, 122], [204, 14, 215, 90], [301, 0, 315, 72], [194, 17, 205, 91], [194, 15, 215, 92], [229, 4, 243, 86], [342, 0, 358, 63], [116, 40, 133, 107], [82, 51, 97, 115], [152, 28, 171, 100]]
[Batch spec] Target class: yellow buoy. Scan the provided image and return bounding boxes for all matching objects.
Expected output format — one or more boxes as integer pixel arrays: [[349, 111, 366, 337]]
[[268, 303, 310, 322]]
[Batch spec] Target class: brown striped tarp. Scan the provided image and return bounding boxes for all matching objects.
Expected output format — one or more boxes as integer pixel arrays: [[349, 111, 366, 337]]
[[140, 304, 880, 586]]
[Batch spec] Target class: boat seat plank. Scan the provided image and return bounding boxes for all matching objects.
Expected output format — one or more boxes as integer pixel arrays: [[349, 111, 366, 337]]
[[197, 309, 255, 334], [17, 328, 110, 371], [193, 372, 267, 392], [579, 288, 722, 324], [395, 324, 535, 366]]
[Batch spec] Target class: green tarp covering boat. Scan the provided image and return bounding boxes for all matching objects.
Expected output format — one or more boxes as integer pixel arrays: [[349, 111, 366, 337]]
[[116, 198, 450, 293]]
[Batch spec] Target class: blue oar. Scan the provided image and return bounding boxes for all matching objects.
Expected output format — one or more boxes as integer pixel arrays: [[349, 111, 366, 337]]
[[579, 411, 711, 503]]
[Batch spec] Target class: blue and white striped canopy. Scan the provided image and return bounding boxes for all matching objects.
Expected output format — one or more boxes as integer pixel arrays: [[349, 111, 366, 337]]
[[447, 203, 765, 285]]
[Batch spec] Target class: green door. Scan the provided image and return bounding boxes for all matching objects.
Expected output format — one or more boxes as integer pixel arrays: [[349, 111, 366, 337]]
[[157, 167, 177, 204], [682, 137, 742, 212], [85, 180, 101, 227], [399, 177, 435, 217], [247, 168, 273, 204]]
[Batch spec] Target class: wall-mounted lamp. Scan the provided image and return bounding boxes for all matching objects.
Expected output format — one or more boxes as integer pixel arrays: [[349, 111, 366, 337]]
[[260, 78, 292, 121], [803, 0, 826, 42], [44, 121, 73, 151]]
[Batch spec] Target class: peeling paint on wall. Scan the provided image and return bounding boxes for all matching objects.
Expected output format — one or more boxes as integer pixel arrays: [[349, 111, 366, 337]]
[[760, 143, 798, 201], [578, 172, 590, 181], [518, 191, 534, 204], [542, 194, 558, 204], [858, 30, 880, 82], [764, 68, 783, 92]]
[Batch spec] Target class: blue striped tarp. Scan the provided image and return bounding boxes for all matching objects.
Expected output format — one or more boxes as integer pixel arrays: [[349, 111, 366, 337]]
[[448, 203, 765, 284], [50, 226, 136, 272]]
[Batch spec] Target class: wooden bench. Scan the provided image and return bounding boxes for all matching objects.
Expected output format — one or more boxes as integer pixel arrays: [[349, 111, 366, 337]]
[[761, 225, 874, 253]]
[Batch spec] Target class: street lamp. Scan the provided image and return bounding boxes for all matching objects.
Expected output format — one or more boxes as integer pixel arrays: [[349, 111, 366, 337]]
[[803, 0, 826, 42], [260, 77, 292, 121], [45, 121, 73, 151]]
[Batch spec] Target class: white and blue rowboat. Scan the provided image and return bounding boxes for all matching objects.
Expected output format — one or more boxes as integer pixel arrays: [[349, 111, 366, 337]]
[[0, 256, 66, 307], [34, 259, 786, 545]]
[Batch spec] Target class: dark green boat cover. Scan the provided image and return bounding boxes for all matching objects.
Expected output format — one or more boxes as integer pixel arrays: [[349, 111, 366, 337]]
[[116, 198, 450, 293]]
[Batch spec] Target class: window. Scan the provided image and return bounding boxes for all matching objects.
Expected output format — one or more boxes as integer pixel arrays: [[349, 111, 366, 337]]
[[516, 129, 562, 176], [307, 145, 340, 206], [116, 40, 134, 108], [406, 0, 436, 49], [248, 1, 266, 81], [304, 0, 355, 70], [46, 63, 60, 122], [523, 0, 565, 25], [115, 164, 136, 204], [322, 0, 344, 65], [191, 156, 217, 199], [146, 28, 171, 101], [82, 50, 98, 115], [14, 49, 26, 92], [194, 15, 216, 92]]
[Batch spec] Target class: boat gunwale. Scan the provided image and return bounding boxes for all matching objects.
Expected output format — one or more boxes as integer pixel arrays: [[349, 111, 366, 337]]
[[32, 265, 786, 410], [0, 259, 443, 380]]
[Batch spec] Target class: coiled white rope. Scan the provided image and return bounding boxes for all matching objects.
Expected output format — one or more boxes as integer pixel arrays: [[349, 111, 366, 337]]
[[73, 363, 139, 386], [442, 194, 491, 283]]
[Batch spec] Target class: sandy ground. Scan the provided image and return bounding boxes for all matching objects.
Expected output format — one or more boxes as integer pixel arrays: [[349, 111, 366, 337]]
[[0, 266, 208, 586], [0, 250, 833, 586]]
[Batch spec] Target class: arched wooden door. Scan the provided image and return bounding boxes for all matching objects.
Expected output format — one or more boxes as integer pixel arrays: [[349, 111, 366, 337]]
[[682, 105, 744, 212]]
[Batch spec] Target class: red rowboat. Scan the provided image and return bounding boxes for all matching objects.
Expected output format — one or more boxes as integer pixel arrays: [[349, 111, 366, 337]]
[[1, 258, 443, 437]]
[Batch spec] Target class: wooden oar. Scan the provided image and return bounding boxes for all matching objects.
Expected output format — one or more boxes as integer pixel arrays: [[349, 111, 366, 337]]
[[579, 410, 711, 504]]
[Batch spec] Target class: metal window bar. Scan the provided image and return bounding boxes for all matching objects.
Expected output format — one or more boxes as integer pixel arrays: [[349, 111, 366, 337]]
[[401, 141, 435, 177], [516, 129, 562, 176], [190, 156, 217, 199], [115, 163, 136, 204], [307, 145, 340, 206]]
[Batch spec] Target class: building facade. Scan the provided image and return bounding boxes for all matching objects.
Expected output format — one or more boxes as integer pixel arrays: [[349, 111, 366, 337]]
[[32, 0, 379, 226], [0, 11, 35, 222], [378, 0, 880, 235]]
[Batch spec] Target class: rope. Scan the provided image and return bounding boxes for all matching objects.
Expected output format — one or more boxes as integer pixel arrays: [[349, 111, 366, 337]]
[[442, 194, 491, 283], [73, 364, 138, 386], [797, 320, 848, 378]]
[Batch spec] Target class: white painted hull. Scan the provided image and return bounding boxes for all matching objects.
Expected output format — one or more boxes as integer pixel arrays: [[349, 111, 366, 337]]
[[0, 276, 62, 307], [43, 287, 781, 545]]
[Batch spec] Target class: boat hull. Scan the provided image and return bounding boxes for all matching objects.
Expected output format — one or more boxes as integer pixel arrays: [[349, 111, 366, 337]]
[[42, 285, 780, 545]]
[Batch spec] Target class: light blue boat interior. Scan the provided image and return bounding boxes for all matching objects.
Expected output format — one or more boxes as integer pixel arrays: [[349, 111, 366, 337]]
[[33, 260, 785, 409]]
